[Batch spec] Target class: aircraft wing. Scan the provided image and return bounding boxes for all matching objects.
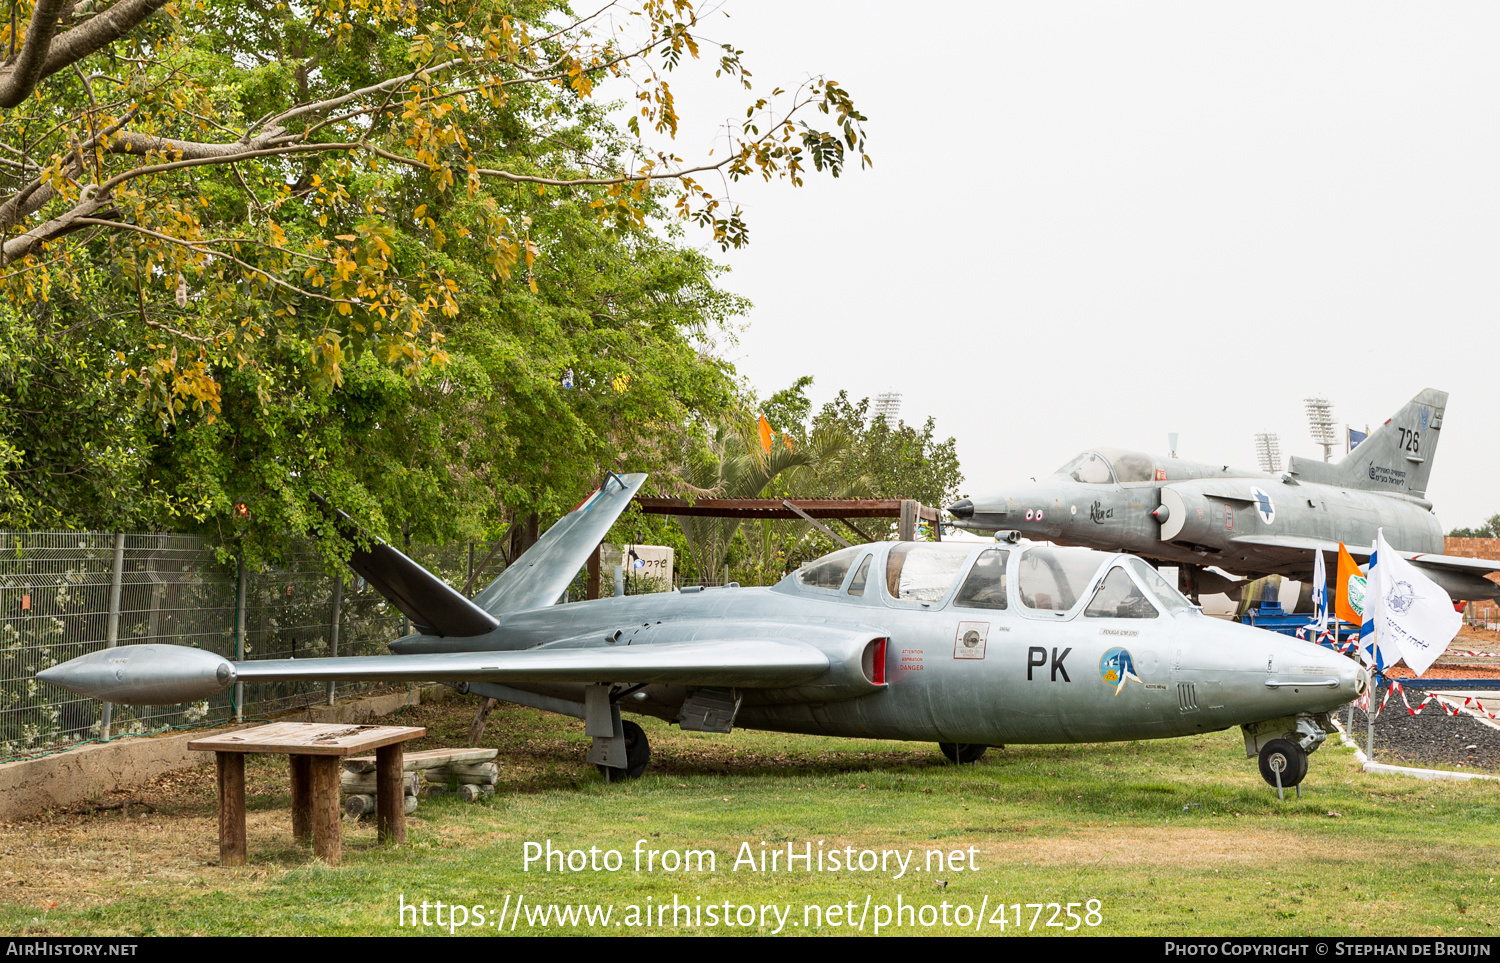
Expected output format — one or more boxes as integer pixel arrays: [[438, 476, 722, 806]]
[[1231, 533, 1500, 570], [1229, 534, 1500, 599], [234, 639, 828, 688], [37, 637, 832, 705], [1229, 534, 1351, 556]]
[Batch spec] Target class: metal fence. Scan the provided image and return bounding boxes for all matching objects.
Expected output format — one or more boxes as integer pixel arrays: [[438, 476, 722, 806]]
[[0, 531, 505, 758]]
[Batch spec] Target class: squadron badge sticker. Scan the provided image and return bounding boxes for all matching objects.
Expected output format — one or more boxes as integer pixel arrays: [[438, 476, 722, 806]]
[[1099, 647, 1143, 696]]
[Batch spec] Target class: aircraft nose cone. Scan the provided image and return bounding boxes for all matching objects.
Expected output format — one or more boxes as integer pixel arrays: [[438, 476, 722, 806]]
[[947, 498, 974, 520]]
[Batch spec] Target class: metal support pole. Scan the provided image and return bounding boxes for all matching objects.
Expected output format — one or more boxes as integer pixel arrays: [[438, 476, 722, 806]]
[[100, 532, 125, 740], [235, 557, 246, 723], [613, 565, 624, 598], [401, 532, 411, 636], [327, 576, 342, 706], [1366, 678, 1377, 761]]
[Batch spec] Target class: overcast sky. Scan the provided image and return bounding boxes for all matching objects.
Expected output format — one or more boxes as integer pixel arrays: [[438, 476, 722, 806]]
[[624, 2, 1497, 527]]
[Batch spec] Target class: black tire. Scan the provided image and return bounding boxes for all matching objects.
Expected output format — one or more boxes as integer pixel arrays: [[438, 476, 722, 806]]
[[938, 742, 987, 764], [597, 720, 651, 781], [1257, 738, 1308, 788]]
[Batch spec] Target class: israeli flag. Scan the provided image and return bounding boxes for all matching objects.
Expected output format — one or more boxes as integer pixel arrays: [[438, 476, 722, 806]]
[[1312, 549, 1328, 633], [1358, 540, 1386, 671]]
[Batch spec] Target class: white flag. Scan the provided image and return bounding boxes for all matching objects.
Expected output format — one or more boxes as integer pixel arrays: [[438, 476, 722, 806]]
[[1368, 529, 1462, 677], [1312, 549, 1328, 632]]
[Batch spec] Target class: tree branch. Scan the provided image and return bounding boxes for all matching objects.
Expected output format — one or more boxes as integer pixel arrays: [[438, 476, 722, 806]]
[[0, 0, 67, 108], [36, 0, 172, 86]]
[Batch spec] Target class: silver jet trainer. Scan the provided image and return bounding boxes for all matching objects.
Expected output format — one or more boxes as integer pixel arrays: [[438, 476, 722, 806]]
[[37, 473, 1365, 790], [948, 388, 1500, 603]]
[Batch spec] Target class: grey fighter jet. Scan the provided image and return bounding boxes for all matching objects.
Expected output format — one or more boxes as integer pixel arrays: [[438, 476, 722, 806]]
[[37, 473, 1366, 789], [948, 388, 1500, 604]]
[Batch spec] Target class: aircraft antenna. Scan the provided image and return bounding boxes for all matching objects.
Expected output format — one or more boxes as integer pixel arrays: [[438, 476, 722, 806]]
[[1253, 433, 1282, 473], [1304, 397, 1338, 462]]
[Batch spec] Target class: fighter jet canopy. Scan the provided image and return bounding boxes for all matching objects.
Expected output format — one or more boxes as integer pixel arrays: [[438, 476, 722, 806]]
[[1054, 448, 1157, 485]]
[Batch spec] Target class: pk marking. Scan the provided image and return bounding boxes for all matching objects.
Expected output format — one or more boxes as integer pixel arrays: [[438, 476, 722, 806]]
[[1027, 646, 1071, 682]]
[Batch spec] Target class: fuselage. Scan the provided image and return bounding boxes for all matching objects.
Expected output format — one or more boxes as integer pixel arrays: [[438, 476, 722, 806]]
[[949, 448, 1443, 579], [390, 541, 1365, 746]]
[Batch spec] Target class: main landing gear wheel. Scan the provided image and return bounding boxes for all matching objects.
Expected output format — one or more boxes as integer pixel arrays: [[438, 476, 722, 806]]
[[1257, 738, 1308, 789], [938, 742, 987, 764], [598, 720, 651, 781]]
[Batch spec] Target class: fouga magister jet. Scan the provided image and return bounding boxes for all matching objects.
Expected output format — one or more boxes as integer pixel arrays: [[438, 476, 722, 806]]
[[37, 473, 1365, 789], [947, 388, 1500, 604]]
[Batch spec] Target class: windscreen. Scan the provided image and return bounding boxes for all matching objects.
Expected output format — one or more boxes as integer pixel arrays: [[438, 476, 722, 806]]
[[1128, 558, 1197, 614], [1055, 451, 1114, 485]]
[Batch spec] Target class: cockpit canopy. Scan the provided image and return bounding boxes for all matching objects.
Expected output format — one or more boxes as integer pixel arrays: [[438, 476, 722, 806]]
[[787, 541, 1196, 617], [1053, 448, 1157, 485]]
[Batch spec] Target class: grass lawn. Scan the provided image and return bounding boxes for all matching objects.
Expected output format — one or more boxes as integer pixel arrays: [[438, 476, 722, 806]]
[[2, 695, 1497, 936]]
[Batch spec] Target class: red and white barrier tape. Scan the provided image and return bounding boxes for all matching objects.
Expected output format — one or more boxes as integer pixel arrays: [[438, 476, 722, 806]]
[[1377, 680, 1500, 721], [1294, 627, 1500, 660]]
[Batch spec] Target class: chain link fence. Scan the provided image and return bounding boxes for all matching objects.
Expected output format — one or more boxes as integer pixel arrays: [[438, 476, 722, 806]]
[[0, 532, 505, 758]]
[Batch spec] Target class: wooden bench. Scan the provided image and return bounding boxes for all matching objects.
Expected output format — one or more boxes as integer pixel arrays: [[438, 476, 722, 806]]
[[190, 722, 426, 866]]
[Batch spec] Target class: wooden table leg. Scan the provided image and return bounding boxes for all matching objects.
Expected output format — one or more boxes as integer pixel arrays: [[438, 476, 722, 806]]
[[216, 751, 246, 867], [289, 754, 312, 843], [310, 755, 342, 865], [376, 743, 406, 844]]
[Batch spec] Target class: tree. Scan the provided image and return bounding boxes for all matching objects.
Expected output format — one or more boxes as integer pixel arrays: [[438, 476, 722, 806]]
[[674, 415, 813, 582], [1449, 515, 1500, 539], [811, 388, 964, 510], [0, 0, 865, 406], [0, 1, 870, 555]]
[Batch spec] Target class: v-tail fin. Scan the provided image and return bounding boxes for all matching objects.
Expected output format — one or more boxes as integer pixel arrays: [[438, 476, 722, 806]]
[[472, 472, 647, 616]]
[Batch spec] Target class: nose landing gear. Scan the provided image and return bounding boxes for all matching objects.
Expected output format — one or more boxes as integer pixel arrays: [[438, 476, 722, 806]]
[[937, 742, 989, 764], [1257, 738, 1308, 798], [1242, 712, 1329, 798]]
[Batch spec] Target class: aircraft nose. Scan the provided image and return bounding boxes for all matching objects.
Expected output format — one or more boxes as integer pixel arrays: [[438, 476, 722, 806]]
[[947, 498, 974, 520]]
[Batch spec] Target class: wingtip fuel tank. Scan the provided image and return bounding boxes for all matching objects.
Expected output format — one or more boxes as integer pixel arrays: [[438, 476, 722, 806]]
[[37, 645, 236, 706]]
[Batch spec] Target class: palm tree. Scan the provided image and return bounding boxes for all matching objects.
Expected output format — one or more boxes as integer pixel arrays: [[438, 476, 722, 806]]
[[677, 418, 870, 583], [675, 418, 813, 582]]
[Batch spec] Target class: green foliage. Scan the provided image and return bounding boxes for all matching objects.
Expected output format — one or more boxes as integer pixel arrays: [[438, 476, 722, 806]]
[[811, 389, 964, 509], [1448, 514, 1500, 539], [0, 0, 868, 566], [672, 378, 967, 583]]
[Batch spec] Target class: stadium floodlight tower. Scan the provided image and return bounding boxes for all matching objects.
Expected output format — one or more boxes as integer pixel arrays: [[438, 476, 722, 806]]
[[1304, 397, 1338, 463], [1254, 432, 1282, 473], [871, 390, 902, 423]]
